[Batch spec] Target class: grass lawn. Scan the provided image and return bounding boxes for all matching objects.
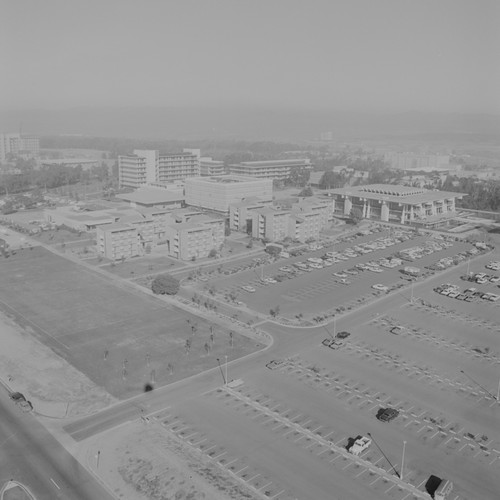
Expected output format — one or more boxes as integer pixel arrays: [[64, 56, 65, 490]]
[[0, 247, 263, 399], [100, 255, 186, 278]]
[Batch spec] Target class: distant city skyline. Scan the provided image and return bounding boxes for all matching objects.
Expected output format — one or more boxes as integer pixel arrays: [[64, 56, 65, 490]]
[[2, 0, 499, 114]]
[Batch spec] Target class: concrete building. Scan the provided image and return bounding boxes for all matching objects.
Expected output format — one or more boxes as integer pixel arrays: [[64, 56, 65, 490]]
[[118, 150, 156, 189], [291, 197, 331, 228], [96, 223, 140, 260], [200, 157, 225, 176], [229, 159, 313, 180], [252, 207, 290, 241], [157, 149, 200, 183], [118, 148, 200, 188], [384, 152, 450, 171], [289, 210, 323, 242], [229, 197, 274, 232], [0, 133, 39, 161], [329, 184, 466, 225], [184, 175, 273, 212], [116, 186, 184, 209], [164, 215, 225, 260]]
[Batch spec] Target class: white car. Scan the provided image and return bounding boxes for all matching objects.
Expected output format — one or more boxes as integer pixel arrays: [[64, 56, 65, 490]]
[[349, 436, 372, 456], [337, 278, 351, 285], [367, 267, 383, 273], [333, 272, 348, 278], [322, 260, 334, 267], [241, 285, 256, 293], [372, 284, 389, 292], [263, 277, 278, 284], [309, 262, 323, 269]]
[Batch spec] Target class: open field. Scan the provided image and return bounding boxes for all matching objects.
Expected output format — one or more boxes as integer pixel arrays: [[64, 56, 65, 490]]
[[0, 247, 263, 400]]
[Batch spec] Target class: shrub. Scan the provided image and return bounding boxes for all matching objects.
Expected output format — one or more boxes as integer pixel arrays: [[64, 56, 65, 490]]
[[151, 274, 180, 295]]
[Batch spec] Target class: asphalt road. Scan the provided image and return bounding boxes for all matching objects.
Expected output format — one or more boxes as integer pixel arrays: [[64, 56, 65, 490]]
[[0, 389, 114, 500]]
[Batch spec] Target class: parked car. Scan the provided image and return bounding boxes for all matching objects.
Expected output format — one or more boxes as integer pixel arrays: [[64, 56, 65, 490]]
[[376, 407, 399, 422], [241, 285, 256, 293], [372, 284, 389, 292], [336, 331, 350, 339]]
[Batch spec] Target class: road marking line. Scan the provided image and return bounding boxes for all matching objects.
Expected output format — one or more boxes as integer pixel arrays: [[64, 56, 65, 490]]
[[317, 448, 329, 456], [184, 432, 198, 440], [444, 437, 454, 445], [259, 482, 273, 491], [329, 455, 340, 463], [50, 478, 60, 490], [204, 445, 217, 453], [270, 489, 285, 499], [234, 466, 248, 475], [247, 474, 260, 483], [416, 479, 427, 489], [294, 435, 305, 443], [355, 468, 367, 478], [312, 426, 322, 433], [385, 484, 396, 494], [335, 438, 346, 446], [225, 458, 239, 467], [373, 457, 383, 466], [369, 476, 380, 486]]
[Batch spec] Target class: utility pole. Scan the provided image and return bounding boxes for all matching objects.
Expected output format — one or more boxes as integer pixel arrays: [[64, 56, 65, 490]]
[[225, 355, 228, 386], [216, 358, 226, 385]]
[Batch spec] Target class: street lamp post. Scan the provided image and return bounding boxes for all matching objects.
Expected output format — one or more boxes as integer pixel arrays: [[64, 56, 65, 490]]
[[460, 370, 497, 400], [401, 441, 406, 482], [225, 355, 228, 386], [497, 376, 500, 402]]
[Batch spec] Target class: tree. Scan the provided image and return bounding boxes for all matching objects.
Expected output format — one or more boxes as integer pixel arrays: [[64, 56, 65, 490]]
[[349, 207, 363, 225], [298, 186, 313, 197], [151, 273, 180, 295], [208, 248, 217, 258]]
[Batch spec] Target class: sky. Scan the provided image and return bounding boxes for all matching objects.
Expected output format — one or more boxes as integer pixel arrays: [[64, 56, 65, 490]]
[[2, 0, 499, 113]]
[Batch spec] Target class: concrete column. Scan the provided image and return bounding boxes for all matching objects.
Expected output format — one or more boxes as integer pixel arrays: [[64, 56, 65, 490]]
[[381, 202, 389, 222], [344, 197, 352, 215]]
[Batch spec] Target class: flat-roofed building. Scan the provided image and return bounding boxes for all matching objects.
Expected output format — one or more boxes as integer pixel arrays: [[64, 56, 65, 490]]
[[164, 215, 224, 260], [157, 149, 200, 183], [119, 149, 200, 188], [289, 210, 323, 242], [229, 159, 313, 180], [200, 157, 225, 176], [292, 197, 332, 228], [96, 223, 140, 260], [185, 175, 273, 212], [229, 197, 274, 232], [116, 186, 184, 209], [384, 152, 450, 171], [118, 149, 158, 188], [329, 184, 466, 225], [252, 207, 290, 241]]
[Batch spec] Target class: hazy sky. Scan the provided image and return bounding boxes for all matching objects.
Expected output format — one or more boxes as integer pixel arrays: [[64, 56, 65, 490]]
[[2, 0, 499, 113]]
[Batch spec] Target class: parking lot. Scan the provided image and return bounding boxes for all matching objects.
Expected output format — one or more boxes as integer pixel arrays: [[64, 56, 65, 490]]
[[189, 227, 487, 321]]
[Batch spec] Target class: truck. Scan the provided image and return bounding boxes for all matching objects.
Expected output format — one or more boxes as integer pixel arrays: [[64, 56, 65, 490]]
[[349, 435, 372, 456]]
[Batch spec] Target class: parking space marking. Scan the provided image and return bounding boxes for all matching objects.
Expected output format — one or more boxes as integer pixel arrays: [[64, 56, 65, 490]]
[[385, 484, 396, 494], [369, 476, 380, 486], [247, 474, 260, 483]]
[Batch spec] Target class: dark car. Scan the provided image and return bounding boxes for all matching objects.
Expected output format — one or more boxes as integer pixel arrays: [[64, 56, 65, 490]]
[[390, 326, 404, 335], [376, 407, 399, 422], [322, 338, 343, 349], [336, 331, 351, 339], [266, 359, 285, 370], [9, 392, 26, 402]]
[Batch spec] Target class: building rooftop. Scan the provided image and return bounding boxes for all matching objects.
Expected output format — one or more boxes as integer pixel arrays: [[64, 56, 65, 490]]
[[186, 175, 269, 184], [329, 184, 466, 204], [236, 159, 311, 167], [116, 188, 185, 205], [98, 223, 135, 232]]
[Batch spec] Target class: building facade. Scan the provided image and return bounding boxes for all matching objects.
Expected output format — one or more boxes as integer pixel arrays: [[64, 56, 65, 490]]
[[0, 133, 40, 161], [164, 215, 225, 260], [229, 159, 313, 180], [384, 152, 450, 171], [184, 175, 273, 212], [118, 148, 200, 188], [200, 157, 225, 176], [329, 184, 465, 224], [229, 197, 274, 232], [96, 223, 140, 260], [251, 208, 290, 241]]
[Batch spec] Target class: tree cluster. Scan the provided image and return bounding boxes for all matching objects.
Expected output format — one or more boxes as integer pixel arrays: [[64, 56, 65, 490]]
[[151, 274, 180, 295]]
